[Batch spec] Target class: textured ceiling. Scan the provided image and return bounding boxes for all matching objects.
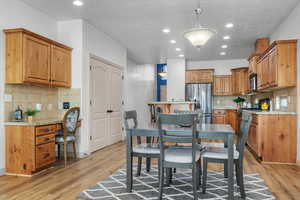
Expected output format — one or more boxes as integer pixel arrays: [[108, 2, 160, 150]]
[[20, 0, 299, 64]]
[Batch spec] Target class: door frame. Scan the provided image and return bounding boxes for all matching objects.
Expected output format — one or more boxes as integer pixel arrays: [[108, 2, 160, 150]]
[[86, 55, 124, 154]]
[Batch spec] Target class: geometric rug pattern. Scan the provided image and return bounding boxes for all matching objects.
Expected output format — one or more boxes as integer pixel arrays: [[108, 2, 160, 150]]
[[77, 165, 276, 200]]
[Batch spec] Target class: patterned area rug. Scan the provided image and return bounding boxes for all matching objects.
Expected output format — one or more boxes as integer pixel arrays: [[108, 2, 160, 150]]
[[77, 165, 275, 200]]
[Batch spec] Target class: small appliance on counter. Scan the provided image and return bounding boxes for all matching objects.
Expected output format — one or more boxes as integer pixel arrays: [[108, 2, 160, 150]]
[[12, 106, 23, 121], [259, 98, 270, 111]]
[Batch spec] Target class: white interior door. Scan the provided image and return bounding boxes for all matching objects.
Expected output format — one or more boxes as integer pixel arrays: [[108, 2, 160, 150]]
[[90, 58, 110, 152], [90, 57, 124, 152], [109, 67, 123, 144]]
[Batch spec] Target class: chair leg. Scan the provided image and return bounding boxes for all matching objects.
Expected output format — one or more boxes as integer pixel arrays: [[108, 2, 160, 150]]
[[202, 158, 208, 194], [235, 163, 240, 187], [158, 165, 164, 200], [146, 158, 151, 172], [224, 160, 228, 178], [198, 160, 202, 186], [136, 157, 142, 176], [57, 143, 61, 160], [63, 142, 67, 167], [196, 165, 200, 190], [127, 153, 133, 192], [166, 168, 173, 186], [237, 162, 246, 199], [72, 141, 77, 160], [192, 164, 198, 200]]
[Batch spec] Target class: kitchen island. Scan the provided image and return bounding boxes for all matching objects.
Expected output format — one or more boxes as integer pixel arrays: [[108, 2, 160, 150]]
[[148, 101, 195, 122]]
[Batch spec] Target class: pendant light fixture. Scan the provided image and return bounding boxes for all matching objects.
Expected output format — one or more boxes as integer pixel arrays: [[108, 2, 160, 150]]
[[183, 1, 216, 48]]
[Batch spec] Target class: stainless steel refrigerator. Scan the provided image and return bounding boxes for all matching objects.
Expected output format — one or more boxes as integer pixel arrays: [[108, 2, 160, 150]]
[[185, 83, 213, 123]]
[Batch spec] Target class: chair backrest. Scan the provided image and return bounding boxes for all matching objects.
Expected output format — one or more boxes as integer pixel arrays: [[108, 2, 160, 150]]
[[236, 113, 252, 160], [158, 113, 198, 162], [174, 110, 203, 124], [123, 110, 141, 144], [63, 107, 80, 135]]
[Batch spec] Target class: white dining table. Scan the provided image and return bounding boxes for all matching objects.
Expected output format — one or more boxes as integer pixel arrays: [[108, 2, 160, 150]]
[[126, 123, 235, 199]]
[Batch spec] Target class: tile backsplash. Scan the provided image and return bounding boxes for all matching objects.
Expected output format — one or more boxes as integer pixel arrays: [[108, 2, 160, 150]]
[[250, 87, 296, 112], [4, 85, 81, 122], [213, 95, 250, 108]]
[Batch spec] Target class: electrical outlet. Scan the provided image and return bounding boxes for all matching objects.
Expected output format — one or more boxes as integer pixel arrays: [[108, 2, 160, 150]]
[[4, 94, 12, 102]]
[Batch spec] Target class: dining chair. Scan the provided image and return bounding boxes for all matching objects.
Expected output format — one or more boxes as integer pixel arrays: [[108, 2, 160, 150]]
[[124, 110, 160, 192], [201, 113, 252, 199], [174, 109, 203, 124], [56, 107, 80, 167], [158, 113, 203, 200]]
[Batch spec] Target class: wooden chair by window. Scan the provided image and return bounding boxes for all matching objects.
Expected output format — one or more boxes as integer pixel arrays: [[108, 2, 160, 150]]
[[201, 113, 252, 198], [56, 107, 80, 167], [124, 110, 160, 192], [158, 113, 203, 200]]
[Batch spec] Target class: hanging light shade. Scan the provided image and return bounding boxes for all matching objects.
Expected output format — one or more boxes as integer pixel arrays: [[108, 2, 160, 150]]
[[183, 7, 216, 48]]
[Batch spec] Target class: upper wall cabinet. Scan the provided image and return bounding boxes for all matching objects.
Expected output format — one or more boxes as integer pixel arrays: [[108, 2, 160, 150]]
[[4, 28, 72, 88], [231, 67, 249, 95], [213, 75, 232, 96], [186, 69, 214, 83], [257, 40, 297, 91]]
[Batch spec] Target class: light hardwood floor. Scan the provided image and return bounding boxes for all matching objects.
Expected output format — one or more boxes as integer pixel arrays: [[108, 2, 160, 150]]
[[0, 142, 299, 200]]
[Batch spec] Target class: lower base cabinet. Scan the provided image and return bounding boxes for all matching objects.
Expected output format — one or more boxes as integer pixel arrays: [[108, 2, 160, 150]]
[[247, 114, 296, 163], [213, 109, 238, 132], [5, 125, 56, 175]]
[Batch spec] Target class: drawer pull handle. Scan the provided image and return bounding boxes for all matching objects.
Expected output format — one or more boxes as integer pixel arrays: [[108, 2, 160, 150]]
[[43, 153, 50, 159], [41, 128, 50, 132], [44, 138, 50, 142]]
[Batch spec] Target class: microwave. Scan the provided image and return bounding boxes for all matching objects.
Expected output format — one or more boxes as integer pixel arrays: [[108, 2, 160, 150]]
[[249, 73, 257, 92]]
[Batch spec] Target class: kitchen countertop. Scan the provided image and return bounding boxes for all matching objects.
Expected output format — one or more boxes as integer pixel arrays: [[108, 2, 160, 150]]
[[242, 110, 297, 115], [213, 106, 237, 110], [5, 119, 82, 126]]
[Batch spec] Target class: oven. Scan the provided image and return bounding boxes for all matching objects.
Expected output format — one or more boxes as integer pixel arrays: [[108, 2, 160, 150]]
[[249, 73, 257, 92]]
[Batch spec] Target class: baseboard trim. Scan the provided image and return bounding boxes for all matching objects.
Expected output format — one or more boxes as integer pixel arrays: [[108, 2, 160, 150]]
[[0, 168, 5, 176]]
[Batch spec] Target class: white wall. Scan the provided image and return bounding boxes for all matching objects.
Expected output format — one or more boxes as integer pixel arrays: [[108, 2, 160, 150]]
[[270, 1, 300, 161], [187, 59, 248, 75], [80, 21, 127, 155], [0, 0, 58, 175], [167, 58, 186, 101], [125, 59, 155, 127]]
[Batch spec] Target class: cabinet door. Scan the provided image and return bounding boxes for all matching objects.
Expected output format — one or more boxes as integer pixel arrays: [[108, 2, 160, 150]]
[[248, 123, 258, 153], [213, 76, 223, 95], [268, 48, 278, 87], [51, 45, 71, 87], [257, 61, 263, 89], [261, 56, 269, 88], [23, 34, 51, 84], [223, 76, 232, 95], [227, 110, 237, 132]]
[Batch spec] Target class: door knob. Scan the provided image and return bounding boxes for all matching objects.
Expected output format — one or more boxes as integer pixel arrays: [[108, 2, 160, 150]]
[[107, 110, 113, 113]]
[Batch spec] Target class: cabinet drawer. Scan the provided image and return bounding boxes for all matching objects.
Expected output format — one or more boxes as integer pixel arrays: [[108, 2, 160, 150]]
[[213, 110, 226, 115], [35, 125, 56, 136], [36, 134, 55, 145], [36, 142, 55, 169]]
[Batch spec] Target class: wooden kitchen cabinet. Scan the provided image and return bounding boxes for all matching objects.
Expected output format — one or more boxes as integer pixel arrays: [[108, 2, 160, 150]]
[[248, 54, 260, 74], [257, 40, 297, 91], [213, 75, 232, 96], [4, 28, 72, 88], [213, 109, 238, 132], [246, 113, 296, 163], [231, 67, 249, 95], [6, 124, 56, 175], [51, 45, 72, 87], [186, 69, 214, 83]]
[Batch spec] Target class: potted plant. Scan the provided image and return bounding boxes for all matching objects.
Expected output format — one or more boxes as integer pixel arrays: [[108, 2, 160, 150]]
[[233, 96, 246, 109], [25, 109, 39, 123]]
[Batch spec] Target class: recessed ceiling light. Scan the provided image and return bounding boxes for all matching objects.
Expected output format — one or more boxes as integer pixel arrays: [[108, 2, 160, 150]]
[[221, 45, 228, 49], [223, 36, 230, 40], [220, 52, 226, 56], [179, 54, 185, 58], [170, 40, 176, 44], [162, 28, 170, 34], [175, 48, 181, 51], [73, 0, 83, 6], [225, 23, 234, 28]]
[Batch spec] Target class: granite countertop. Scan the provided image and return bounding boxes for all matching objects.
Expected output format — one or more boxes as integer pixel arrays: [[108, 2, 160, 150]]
[[242, 110, 297, 115], [148, 101, 195, 105], [5, 118, 82, 126], [213, 106, 237, 110]]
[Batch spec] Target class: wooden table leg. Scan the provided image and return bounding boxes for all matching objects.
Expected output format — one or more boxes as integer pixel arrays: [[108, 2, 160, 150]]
[[227, 134, 234, 199]]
